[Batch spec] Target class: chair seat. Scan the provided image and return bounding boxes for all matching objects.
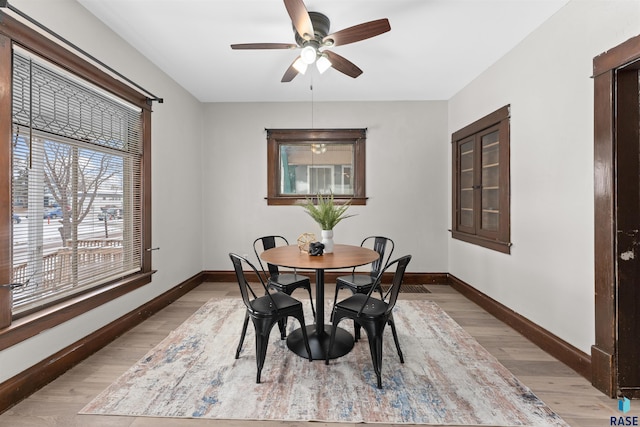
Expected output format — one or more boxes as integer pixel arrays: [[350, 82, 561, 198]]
[[250, 292, 302, 316], [336, 273, 376, 291], [269, 272, 310, 290], [334, 293, 389, 318]]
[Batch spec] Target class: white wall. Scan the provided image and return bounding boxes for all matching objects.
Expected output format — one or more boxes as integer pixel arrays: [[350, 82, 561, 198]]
[[0, 0, 204, 382], [448, 0, 640, 354], [201, 101, 449, 273]]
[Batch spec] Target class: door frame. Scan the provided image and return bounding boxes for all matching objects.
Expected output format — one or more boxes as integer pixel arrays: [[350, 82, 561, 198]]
[[592, 33, 640, 398]]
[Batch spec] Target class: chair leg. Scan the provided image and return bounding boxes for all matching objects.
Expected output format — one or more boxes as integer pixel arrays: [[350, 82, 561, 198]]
[[293, 312, 313, 362], [353, 287, 370, 342], [306, 286, 316, 317], [277, 318, 287, 340], [330, 285, 341, 321], [388, 316, 404, 363], [368, 335, 384, 389], [252, 317, 275, 384], [325, 311, 342, 364], [354, 321, 361, 342], [236, 312, 250, 359], [362, 322, 385, 389]]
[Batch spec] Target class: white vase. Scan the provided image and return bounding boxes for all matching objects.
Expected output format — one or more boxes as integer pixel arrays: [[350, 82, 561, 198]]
[[321, 229, 334, 253]]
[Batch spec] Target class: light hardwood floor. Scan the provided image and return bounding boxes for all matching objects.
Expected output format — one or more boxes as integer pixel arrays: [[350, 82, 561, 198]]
[[0, 283, 634, 426]]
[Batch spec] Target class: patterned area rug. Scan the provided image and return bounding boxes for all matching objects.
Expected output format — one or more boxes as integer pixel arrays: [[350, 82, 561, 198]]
[[80, 298, 568, 425]]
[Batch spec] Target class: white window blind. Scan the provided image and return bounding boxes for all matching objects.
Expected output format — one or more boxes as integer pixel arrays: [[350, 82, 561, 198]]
[[10, 48, 143, 314]]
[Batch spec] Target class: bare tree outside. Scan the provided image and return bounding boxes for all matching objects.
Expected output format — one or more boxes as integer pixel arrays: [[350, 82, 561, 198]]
[[42, 140, 119, 245]]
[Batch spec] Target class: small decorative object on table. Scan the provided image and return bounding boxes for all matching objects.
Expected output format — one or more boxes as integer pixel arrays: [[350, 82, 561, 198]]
[[296, 232, 316, 253], [308, 242, 325, 256]]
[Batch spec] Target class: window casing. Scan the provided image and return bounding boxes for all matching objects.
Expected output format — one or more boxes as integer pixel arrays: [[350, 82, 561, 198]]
[[266, 129, 366, 205], [0, 10, 152, 346], [451, 105, 511, 253]]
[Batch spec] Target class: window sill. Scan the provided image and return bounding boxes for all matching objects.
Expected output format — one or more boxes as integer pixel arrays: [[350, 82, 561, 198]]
[[451, 231, 511, 254], [266, 196, 367, 206], [0, 271, 155, 351]]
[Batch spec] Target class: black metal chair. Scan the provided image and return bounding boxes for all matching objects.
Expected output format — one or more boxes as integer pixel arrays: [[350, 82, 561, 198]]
[[325, 255, 412, 389], [230, 253, 312, 383], [253, 236, 315, 338], [332, 236, 394, 340]]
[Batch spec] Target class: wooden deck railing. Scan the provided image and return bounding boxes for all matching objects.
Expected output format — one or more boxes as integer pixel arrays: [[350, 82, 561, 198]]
[[12, 239, 124, 289]]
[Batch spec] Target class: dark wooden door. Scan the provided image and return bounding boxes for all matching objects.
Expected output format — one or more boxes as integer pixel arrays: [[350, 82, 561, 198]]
[[615, 68, 640, 395], [593, 35, 640, 398]]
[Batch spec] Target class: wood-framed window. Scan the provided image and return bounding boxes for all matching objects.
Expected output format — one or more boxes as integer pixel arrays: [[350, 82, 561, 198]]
[[266, 128, 366, 205], [0, 10, 152, 348], [451, 105, 511, 253]]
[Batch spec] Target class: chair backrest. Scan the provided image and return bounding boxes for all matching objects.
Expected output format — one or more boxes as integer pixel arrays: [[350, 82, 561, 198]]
[[357, 254, 412, 317], [253, 235, 289, 277], [382, 255, 411, 315], [229, 252, 276, 310], [359, 236, 395, 276]]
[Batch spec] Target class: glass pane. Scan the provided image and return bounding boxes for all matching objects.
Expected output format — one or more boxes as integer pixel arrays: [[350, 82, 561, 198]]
[[309, 166, 332, 193], [279, 143, 354, 195], [481, 131, 499, 231], [459, 140, 474, 228], [461, 209, 474, 228], [11, 131, 140, 312]]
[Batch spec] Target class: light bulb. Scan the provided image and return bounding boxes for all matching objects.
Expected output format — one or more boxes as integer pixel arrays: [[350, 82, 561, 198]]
[[316, 54, 331, 74], [300, 45, 317, 65], [311, 143, 327, 154], [293, 57, 308, 74]]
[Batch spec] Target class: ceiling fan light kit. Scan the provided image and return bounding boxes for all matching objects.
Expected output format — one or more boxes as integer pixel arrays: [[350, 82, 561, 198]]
[[230, 0, 390, 82]]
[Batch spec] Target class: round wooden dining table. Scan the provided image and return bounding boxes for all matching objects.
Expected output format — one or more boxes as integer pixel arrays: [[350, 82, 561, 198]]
[[260, 243, 379, 360]]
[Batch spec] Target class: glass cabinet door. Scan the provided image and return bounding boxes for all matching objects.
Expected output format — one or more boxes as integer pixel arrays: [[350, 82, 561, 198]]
[[458, 139, 475, 230], [480, 130, 500, 233]]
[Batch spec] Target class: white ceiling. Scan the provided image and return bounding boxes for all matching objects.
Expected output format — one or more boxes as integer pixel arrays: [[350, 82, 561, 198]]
[[76, 0, 569, 103]]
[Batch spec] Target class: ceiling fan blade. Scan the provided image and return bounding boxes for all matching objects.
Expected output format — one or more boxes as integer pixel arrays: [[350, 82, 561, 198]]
[[323, 18, 390, 47], [283, 0, 314, 40], [281, 58, 300, 82], [231, 43, 297, 50], [324, 50, 363, 78]]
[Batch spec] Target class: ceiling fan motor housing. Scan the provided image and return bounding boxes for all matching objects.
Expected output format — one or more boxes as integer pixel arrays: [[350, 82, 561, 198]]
[[294, 11, 331, 46]]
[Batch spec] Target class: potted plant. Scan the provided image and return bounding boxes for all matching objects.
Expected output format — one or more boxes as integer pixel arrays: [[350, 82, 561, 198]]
[[301, 192, 355, 253]]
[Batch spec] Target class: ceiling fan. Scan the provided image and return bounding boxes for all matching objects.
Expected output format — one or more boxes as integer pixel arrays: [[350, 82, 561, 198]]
[[230, 0, 390, 82]]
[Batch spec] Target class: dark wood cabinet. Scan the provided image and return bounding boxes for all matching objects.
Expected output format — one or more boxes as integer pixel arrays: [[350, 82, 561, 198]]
[[451, 105, 510, 253]]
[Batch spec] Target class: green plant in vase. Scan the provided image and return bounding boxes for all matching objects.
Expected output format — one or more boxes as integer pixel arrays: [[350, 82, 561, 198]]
[[301, 192, 356, 253]]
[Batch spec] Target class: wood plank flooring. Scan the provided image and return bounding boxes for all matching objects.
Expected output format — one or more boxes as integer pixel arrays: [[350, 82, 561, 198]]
[[0, 282, 634, 426]]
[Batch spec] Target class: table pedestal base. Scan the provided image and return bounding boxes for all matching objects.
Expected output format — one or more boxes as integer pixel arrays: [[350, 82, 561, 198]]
[[287, 325, 354, 360]]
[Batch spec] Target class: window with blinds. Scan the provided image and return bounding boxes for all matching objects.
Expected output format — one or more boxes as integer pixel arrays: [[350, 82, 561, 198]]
[[10, 49, 143, 314]]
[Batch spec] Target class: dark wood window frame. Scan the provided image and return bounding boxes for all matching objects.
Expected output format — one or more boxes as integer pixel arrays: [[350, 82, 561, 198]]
[[0, 11, 153, 351], [266, 128, 367, 206], [451, 105, 511, 254]]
